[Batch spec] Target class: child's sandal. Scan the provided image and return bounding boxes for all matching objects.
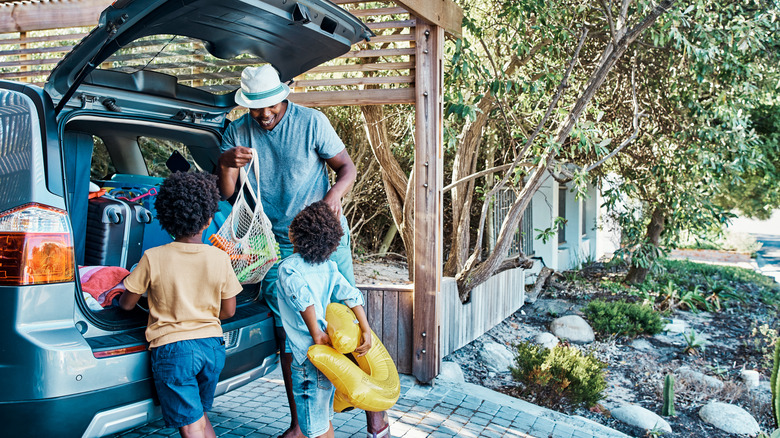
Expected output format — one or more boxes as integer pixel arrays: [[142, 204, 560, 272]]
[[367, 424, 390, 438]]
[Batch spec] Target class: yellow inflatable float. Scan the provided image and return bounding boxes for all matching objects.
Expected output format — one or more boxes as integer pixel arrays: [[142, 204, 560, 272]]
[[307, 303, 400, 412]]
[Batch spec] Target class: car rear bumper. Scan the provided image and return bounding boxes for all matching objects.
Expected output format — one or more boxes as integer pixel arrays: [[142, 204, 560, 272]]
[[0, 349, 278, 438]]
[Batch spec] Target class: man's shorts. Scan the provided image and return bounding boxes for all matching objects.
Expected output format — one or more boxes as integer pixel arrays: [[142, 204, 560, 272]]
[[150, 337, 226, 429], [262, 215, 355, 328], [290, 358, 335, 437]]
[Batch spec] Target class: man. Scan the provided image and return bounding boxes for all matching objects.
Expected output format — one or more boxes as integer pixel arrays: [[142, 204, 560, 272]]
[[217, 65, 390, 438]]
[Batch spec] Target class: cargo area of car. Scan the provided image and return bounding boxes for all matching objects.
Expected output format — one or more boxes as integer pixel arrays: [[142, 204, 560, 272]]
[[61, 114, 261, 332]]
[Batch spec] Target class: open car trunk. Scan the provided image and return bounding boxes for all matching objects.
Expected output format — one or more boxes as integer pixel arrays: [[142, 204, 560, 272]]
[[63, 113, 260, 334]]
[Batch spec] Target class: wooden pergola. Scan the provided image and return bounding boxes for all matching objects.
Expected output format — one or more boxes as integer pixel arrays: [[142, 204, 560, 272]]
[[0, 0, 463, 383]]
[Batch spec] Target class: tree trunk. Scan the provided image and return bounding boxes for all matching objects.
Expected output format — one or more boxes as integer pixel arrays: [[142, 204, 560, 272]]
[[444, 52, 533, 277], [444, 93, 495, 276], [361, 104, 415, 279], [625, 206, 665, 284]]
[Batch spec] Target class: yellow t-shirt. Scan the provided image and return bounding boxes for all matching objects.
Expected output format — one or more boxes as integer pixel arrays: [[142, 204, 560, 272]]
[[124, 242, 243, 348]]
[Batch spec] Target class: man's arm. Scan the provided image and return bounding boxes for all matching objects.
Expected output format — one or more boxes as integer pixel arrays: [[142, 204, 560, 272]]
[[323, 149, 357, 216], [216, 146, 254, 198]]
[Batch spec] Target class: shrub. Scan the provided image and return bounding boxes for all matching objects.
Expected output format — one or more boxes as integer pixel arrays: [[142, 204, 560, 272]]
[[583, 299, 664, 337], [510, 341, 608, 408]]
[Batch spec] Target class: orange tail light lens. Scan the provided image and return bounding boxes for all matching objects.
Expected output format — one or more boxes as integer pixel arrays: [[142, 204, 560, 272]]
[[0, 203, 75, 285]]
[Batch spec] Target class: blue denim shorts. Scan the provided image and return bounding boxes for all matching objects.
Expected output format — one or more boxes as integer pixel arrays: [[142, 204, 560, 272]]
[[150, 337, 226, 428], [262, 216, 354, 328], [290, 358, 335, 437]]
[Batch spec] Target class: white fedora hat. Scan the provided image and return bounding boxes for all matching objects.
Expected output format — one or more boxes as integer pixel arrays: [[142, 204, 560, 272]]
[[234, 65, 291, 109]]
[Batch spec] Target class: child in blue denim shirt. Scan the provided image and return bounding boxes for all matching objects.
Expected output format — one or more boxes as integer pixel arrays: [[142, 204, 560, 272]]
[[276, 201, 372, 438], [120, 172, 242, 438]]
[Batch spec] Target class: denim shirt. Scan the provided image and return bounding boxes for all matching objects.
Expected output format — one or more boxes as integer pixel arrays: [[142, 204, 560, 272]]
[[276, 253, 365, 365]]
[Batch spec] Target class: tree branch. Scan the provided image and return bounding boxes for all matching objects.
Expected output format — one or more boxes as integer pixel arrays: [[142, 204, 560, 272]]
[[585, 64, 645, 172], [443, 162, 534, 193]]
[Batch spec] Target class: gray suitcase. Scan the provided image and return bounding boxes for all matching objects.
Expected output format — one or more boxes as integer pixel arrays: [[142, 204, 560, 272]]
[[84, 196, 153, 269]]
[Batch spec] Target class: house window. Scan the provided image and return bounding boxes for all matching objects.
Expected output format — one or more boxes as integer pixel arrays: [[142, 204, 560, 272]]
[[581, 200, 587, 236], [558, 186, 566, 244], [490, 187, 533, 257]]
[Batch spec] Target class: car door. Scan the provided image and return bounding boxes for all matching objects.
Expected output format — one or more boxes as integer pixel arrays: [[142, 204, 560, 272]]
[[46, 0, 373, 115]]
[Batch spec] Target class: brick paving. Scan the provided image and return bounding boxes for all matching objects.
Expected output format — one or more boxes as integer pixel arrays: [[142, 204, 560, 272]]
[[113, 365, 631, 438]]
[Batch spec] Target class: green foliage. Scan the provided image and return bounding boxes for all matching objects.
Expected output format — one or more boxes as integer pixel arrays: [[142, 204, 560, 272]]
[[583, 299, 664, 338], [676, 230, 763, 256], [600, 0, 780, 279], [628, 259, 780, 313], [510, 341, 607, 408], [749, 323, 779, 372], [682, 329, 707, 356], [600, 279, 629, 295], [534, 217, 567, 244], [662, 374, 676, 417], [772, 340, 780, 428]]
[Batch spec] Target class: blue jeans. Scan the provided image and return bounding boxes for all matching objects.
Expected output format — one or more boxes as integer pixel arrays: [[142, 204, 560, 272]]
[[262, 215, 354, 327], [290, 358, 335, 437], [150, 337, 226, 428]]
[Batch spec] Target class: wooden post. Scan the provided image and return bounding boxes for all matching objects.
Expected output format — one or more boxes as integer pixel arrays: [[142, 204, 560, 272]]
[[412, 19, 443, 383]]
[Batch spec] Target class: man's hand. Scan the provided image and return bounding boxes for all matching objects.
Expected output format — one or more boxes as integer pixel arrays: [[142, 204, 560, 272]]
[[219, 146, 254, 169], [354, 330, 372, 357], [323, 191, 343, 216]]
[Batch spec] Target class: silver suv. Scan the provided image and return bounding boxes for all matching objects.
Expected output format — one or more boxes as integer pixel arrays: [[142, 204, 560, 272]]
[[0, 1, 370, 436]]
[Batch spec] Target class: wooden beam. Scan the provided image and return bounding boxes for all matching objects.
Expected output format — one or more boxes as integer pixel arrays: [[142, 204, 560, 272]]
[[287, 88, 414, 107], [338, 47, 416, 59], [0, 32, 88, 46], [395, 0, 463, 38], [348, 7, 408, 17], [307, 60, 413, 74], [0, 0, 109, 33], [365, 19, 416, 31], [290, 75, 413, 88], [411, 19, 443, 383]]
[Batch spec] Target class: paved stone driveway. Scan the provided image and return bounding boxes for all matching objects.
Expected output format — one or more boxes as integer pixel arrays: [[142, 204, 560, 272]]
[[113, 365, 631, 438]]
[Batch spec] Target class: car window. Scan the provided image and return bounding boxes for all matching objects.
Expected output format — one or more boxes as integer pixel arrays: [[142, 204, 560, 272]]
[[138, 137, 195, 178], [91, 136, 116, 180]]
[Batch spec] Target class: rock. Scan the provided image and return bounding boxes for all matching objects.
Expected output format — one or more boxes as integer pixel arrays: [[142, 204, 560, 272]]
[[534, 332, 560, 350], [437, 361, 465, 383], [741, 369, 760, 389], [664, 319, 687, 334], [550, 315, 595, 343], [630, 339, 654, 352], [479, 341, 515, 373], [652, 332, 685, 347], [611, 404, 672, 434], [675, 366, 724, 391], [699, 402, 760, 436], [532, 298, 574, 317]]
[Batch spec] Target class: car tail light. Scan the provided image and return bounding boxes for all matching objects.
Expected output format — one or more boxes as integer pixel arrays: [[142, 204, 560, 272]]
[[0, 203, 75, 285], [93, 345, 146, 358]]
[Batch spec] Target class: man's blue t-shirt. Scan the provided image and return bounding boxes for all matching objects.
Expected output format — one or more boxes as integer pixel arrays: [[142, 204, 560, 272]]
[[276, 253, 365, 365], [221, 102, 345, 245]]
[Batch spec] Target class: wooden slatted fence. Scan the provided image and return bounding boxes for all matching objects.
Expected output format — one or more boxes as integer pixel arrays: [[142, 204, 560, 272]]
[[439, 268, 526, 358], [0, 0, 417, 106], [356, 266, 526, 375], [357, 283, 414, 374]]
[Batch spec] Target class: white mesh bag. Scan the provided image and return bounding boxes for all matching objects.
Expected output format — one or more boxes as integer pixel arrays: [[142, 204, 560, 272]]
[[210, 149, 279, 284]]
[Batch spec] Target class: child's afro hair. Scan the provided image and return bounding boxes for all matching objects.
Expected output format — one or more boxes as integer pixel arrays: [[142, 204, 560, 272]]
[[154, 171, 220, 238], [289, 200, 344, 264]]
